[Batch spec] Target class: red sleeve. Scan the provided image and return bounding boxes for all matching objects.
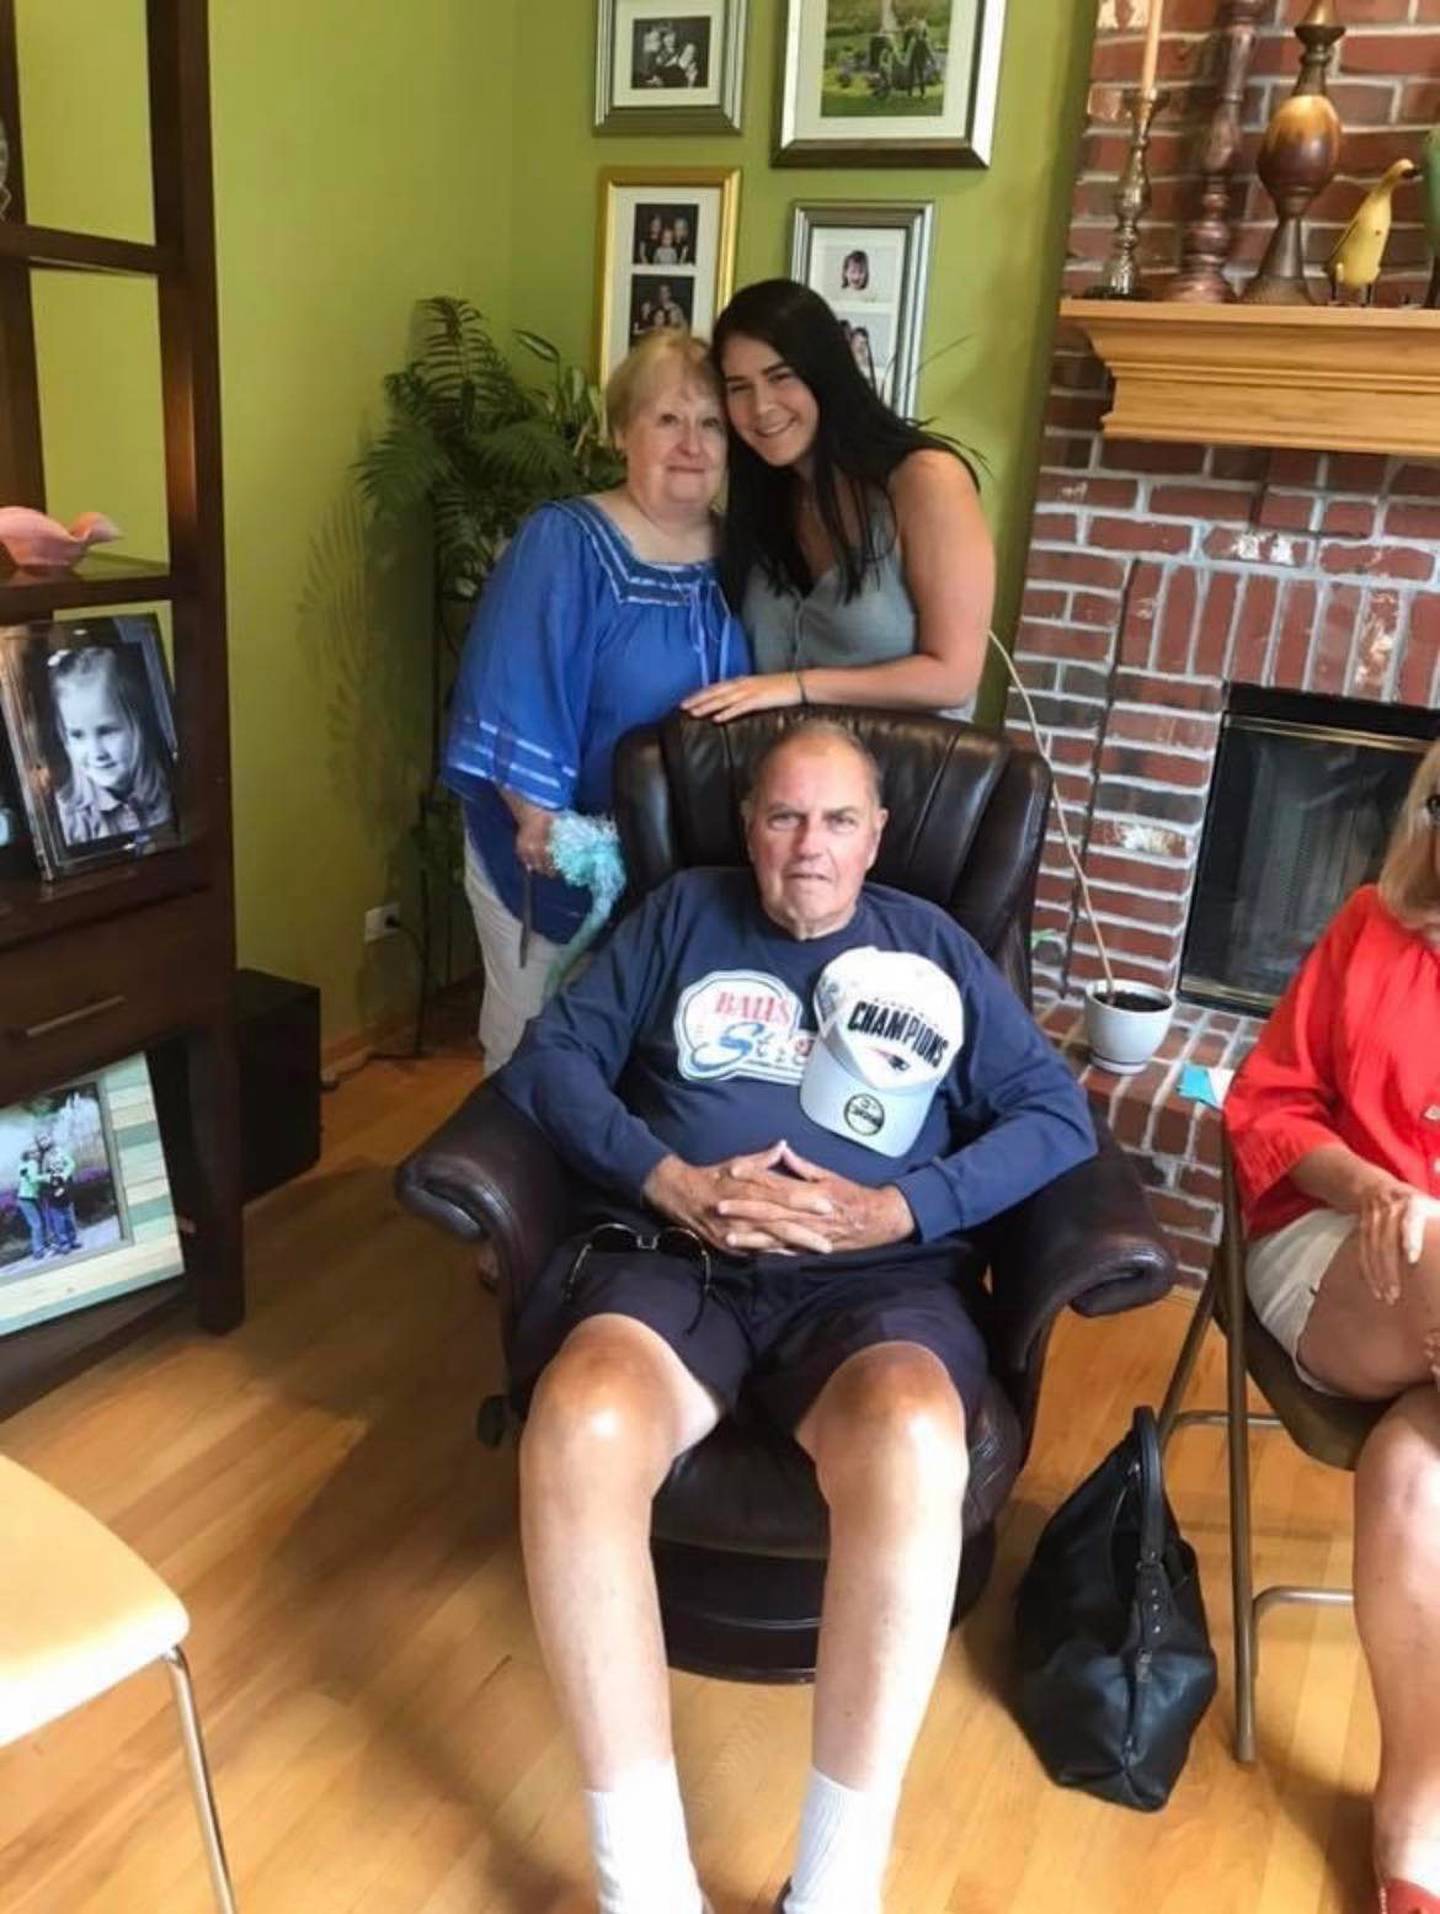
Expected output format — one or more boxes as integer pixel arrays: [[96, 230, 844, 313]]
[[1223, 890, 1370, 1221]]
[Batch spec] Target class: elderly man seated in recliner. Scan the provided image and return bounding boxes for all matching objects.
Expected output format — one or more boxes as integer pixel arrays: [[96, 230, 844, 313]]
[[494, 719, 1097, 1914]]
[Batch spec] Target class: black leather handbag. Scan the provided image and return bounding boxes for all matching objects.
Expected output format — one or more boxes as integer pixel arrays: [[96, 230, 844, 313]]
[[1013, 1406, 1217, 1811]]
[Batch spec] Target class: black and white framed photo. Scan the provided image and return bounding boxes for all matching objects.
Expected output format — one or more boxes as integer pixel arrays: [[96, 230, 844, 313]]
[[596, 0, 749, 135], [791, 200, 935, 413], [776, 0, 1008, 168], [0, 613, 179, 880], [0, 1053, 185, 1339], [597, 167, 740, 380]]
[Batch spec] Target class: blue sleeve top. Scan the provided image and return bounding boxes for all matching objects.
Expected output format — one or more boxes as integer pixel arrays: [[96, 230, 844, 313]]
[[442, 498, 750, 941], [495, 869, 1097, 1250]]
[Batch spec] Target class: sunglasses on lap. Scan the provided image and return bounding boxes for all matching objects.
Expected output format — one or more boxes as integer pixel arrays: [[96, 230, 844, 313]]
[[564, 1222, 714, 1329]]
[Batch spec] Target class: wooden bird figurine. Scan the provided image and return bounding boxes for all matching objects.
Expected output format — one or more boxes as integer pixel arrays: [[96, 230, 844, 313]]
[[1327, 158, 1419, 305], [1423, 126, 1440, 310]]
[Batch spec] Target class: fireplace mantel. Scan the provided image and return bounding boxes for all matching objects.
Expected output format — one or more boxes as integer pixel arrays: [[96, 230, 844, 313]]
[[1059, 299, 1440, 461]]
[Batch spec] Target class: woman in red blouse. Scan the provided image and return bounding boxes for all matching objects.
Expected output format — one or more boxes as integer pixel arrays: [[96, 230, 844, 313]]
[[1226, 737, 1440, 1914]]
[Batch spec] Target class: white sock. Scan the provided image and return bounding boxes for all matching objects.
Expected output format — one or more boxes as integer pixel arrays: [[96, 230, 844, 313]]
[[1381, 1833, 1440, 1897], [785, 1767, 899, 1914], [583, 1759, 705, 1914]]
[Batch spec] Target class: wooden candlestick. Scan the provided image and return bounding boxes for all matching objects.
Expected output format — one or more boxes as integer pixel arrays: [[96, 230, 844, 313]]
[[1170, 0, 1265, 303], [1242, 0, 1345, 307]]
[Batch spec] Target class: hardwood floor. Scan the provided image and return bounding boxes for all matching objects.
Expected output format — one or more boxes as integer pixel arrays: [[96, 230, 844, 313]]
[[0, 1053, 1377, 1913]]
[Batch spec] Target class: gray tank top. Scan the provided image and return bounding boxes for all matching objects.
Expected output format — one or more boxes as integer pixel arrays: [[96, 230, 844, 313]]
[[742, 518, 916, 674]]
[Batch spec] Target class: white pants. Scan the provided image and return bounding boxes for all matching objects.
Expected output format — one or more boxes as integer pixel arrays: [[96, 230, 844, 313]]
[[1246, 1206, 1357, 1395], [463, 837, 565, 1073]]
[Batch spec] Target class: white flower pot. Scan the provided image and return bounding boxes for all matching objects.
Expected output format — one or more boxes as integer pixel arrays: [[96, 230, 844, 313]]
[[1083, 982, 1176, 1077]]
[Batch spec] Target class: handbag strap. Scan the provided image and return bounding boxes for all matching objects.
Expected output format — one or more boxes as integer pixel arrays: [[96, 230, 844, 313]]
[[1131, 1406, 1165, 1567]]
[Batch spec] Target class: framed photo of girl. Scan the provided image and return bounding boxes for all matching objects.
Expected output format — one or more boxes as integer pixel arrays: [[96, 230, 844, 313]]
[[776, 0, 1008, 168], [790, 200, 935, 415], [595, 0, 750, 135], [0, 613, 180, 880], [596, 167, 741, 382]]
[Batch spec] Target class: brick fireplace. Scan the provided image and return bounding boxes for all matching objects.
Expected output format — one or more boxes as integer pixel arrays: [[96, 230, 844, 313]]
[[1010, 0, 1440, 1284]]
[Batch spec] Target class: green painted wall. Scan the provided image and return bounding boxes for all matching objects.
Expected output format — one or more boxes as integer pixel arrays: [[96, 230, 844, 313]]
[[14, 0, 517, 1045], [509, 0, 1097, 713], [11, 0, 1089, 1045]]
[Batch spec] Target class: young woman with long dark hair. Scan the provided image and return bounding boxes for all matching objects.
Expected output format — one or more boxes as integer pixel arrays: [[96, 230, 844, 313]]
[[683, 279, 993, 724]]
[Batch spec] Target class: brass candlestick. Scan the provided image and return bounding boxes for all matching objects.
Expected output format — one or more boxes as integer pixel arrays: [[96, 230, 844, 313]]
[[1086, 89, 1171, 302], [1171, 0, 1265, 303], [1242, 0, 1346, 306]]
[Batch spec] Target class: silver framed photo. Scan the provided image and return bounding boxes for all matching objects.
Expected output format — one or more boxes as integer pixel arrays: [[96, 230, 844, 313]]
[[595, 1, 749, 135], [790, 200, 935, 415], [0, 614, 180, 880], [776, 0, 1007, 168]]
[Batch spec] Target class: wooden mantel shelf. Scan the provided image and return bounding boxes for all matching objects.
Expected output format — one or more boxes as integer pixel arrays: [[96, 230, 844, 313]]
[[1058, 298, 1440, 460]]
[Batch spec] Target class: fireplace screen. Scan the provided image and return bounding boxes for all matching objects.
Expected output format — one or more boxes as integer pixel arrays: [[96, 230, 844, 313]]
[[1180, 687, 1436, 1014]]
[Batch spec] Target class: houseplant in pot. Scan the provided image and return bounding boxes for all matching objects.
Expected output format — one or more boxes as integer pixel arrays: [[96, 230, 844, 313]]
[[990, 633, 1176, 1075], [357, 298, 623, 1042]]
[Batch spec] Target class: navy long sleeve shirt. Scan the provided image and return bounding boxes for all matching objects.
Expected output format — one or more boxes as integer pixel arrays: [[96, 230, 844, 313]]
[[495, 870, 1096, 1246]]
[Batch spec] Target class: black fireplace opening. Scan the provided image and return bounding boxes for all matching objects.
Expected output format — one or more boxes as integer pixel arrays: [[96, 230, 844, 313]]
[[1180, 685, 1438, 1015]]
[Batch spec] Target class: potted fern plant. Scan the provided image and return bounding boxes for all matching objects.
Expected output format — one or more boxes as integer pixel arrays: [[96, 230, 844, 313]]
[[358, 297, 623, 1036]]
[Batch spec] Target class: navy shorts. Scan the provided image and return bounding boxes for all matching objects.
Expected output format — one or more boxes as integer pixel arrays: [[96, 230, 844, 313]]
[[507, 1230, 991, 1434]]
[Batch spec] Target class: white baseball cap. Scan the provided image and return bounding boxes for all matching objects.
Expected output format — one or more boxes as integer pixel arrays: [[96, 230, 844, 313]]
[[800, 948, 964, 1158]]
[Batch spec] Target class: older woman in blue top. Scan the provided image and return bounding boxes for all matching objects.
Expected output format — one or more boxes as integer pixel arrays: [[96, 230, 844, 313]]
[[444, 330, 748, 1069]]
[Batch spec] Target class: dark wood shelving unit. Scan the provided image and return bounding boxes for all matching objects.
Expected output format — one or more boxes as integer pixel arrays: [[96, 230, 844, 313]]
[[0, 0, 243, 1418], [0, 221, 167, 277], [0, 552, 174, 619]]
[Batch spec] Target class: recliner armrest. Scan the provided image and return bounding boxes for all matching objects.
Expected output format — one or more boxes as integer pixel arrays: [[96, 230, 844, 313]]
[[393, 1081, 573, 1303], [981, 1127, 1176, 1378]]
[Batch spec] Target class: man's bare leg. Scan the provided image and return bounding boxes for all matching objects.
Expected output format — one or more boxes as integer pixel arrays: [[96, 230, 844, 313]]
[[519, 1313, 721, 1911], [783, 1343, 968, 1913]]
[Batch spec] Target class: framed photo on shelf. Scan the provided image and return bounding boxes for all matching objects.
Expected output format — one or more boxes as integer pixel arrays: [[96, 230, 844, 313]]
[[596, 167, 741, 380], [0, 1053, 186, 1340], [775, 0, 1008, 168], [0, 614, 179, 880], [791, 200, 935, 414], [595, 0, 749, 134]]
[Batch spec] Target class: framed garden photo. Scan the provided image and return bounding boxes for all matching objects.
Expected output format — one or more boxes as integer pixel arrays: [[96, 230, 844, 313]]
[[595, 167, 740, 381], [791, 200, 935, 414], [595, 0, 750, 135], [776, 0, 1008, 168], [0, 1053, 186, 1339]]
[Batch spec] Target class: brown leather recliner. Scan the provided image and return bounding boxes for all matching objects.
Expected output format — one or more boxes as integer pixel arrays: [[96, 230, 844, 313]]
[[395, 709, 1176, 1680]]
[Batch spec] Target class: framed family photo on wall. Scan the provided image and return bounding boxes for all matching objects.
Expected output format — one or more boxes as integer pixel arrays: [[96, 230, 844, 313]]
[[791, 200, 935, 414], [776, 0, 1008, 167], [0, 614, 180, 881], [596, 167, 740, 379], [0, 1053, 186, 1339], [595, 0, 749, 134]]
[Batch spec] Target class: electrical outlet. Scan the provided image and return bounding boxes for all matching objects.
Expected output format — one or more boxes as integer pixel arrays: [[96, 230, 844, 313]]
[[364, 902, 401, 944]]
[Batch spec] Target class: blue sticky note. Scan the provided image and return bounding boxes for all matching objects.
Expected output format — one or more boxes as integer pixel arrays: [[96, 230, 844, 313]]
[[1180, 1063, 1222, 1109]]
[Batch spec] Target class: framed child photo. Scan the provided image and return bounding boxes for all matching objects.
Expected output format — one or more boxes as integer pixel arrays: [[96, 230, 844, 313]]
[[790, 199, 935, 414], [595, 0, 749, 135], [596, 167, 740, 381], [0, 614, 180, 881], [776, 0, 1009, 168], [0, 1054, 186, 1340]]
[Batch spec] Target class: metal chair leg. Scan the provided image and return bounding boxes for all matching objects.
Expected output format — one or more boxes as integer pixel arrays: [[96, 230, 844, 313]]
[[1158, 1267, 1218, 1449], [163, 1646, 239, 1914], [1225, 1297, 1259, 1764]]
